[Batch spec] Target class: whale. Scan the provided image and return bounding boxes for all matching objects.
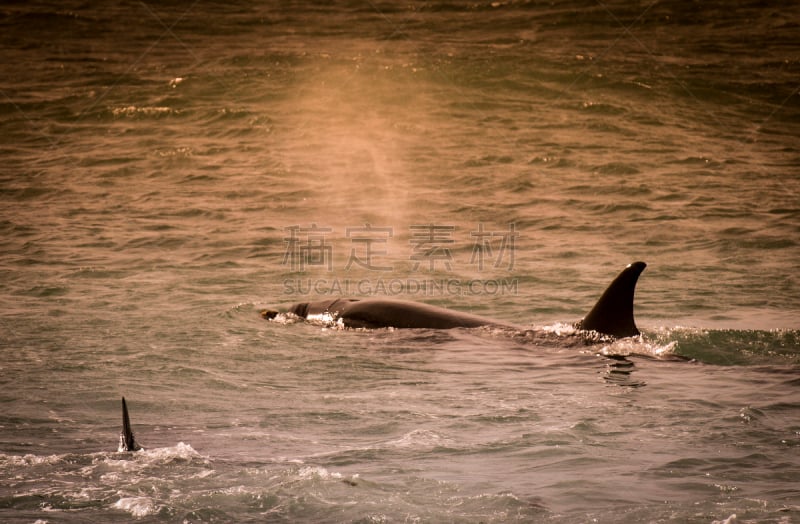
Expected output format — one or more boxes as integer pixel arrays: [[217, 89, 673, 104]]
[[118, 397, 142, 452], [262, 261, 647, 339]]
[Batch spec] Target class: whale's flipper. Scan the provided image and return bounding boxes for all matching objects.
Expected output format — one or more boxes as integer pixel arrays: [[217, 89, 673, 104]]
[[576, 261, 646, 338], [119, 397, 142, 452]]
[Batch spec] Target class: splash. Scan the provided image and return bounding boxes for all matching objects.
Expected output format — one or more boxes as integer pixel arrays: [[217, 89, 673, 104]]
[[297, 465, 343, 480], [385, 429, 456, 451], [595, 335, 678, 359], [112, 496, 159, 518]]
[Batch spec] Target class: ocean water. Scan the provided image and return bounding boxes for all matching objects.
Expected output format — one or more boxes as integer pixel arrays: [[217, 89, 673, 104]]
[[1, 1, 799, 522]]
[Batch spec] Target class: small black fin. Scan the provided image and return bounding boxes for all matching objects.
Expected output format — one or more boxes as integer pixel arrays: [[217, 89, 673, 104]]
[[119, 397, 142, 452], [576, 261, 646, 338]]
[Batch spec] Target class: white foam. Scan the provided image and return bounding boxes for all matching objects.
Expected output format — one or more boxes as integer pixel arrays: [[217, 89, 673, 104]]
[[267, 312, 302, 325], [0, 453, 63, 466], [539, 322, 578, 336], [111, 105, 174, 117], [596, 336, 677, 358], [385, 429, 454, 450], [142, 442, 200, 462], [298, 465, 342, 480], [305, 312, 340, 327], [113, 496, 157, 518]]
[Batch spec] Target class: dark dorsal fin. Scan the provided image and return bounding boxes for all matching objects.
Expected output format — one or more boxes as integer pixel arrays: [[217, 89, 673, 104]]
[[119, 397, 142, 452], [576, 261, 646, 338]]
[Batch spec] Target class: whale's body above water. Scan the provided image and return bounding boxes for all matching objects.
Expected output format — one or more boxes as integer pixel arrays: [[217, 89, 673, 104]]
[[264, 262, 647, 339]]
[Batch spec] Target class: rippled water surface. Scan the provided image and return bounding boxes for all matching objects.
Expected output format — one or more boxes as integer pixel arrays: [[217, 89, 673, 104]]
[[1, 1, 799, 522]]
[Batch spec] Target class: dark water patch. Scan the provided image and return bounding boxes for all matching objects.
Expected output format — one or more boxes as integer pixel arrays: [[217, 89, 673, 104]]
[[176, 174, 217, 185], [695, 206, 759, 219], [651, 191, 691, 204], [586, 201, 651, 215], [161, 207, 227, 220], [77, 155, 142, 168], [219, 187, 257, 201], [767, 207, 800, 218], [720, 226, 755, 236], [137, 222, 178, 232], [16, 285, 69, 298], [122, 235, 189, 251], [630, 113, 667, 127], [592, 162, 641, 175], [0, 186, 56, 201], [579, 101, 627, 115], [65, 267, 128, 280], [463, 154, 515, 168], [585, 120, 636, 136], [527, 153, 574, 167], [667, 156, 725, 169], [616, 183, 653, 197], [718, 235, 797, 252], [191, 257, 243, 269], [0, 219, 38, 237]]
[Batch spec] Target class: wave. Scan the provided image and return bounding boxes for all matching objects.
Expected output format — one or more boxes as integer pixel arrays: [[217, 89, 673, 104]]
[[647, 327, 800, 366]]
